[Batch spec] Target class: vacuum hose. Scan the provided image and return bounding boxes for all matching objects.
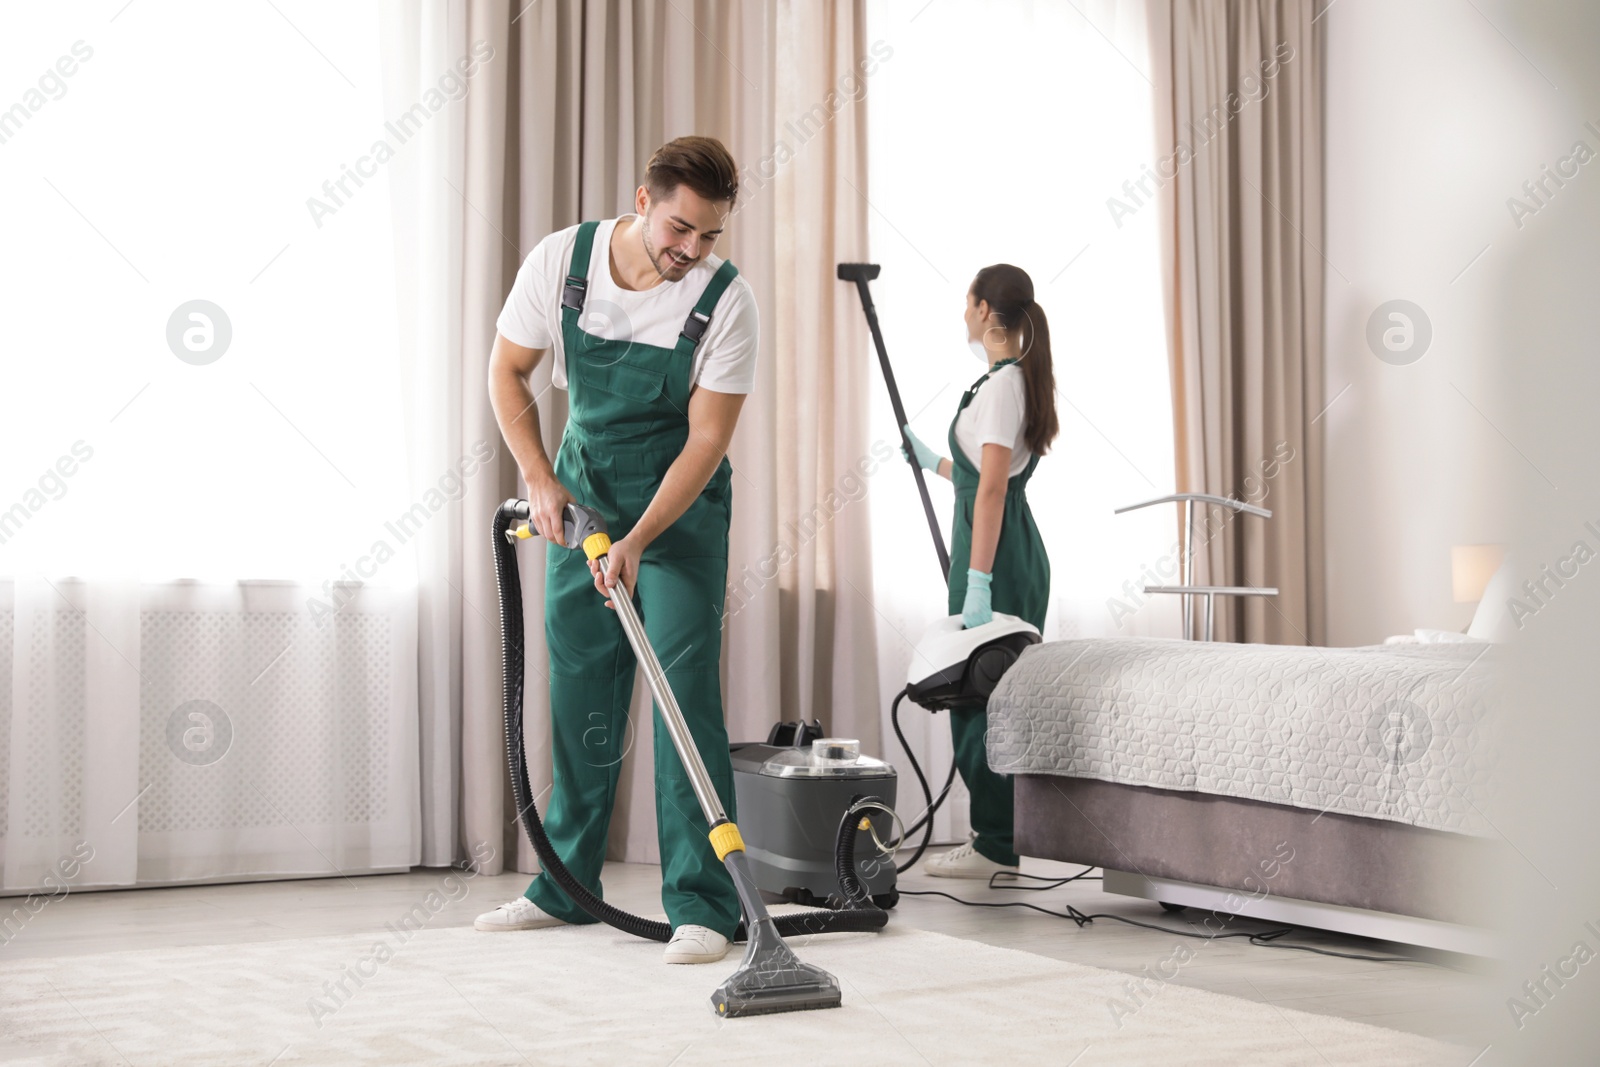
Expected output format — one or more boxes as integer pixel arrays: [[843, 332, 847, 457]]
[[492, 500, 887, 942]]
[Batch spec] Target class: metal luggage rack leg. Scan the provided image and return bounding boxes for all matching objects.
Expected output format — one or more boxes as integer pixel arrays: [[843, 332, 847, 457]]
[[1113, 493, 1278, 641]]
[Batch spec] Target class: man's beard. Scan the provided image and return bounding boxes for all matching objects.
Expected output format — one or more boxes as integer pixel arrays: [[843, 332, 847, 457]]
[[642, 219, 695, 279]]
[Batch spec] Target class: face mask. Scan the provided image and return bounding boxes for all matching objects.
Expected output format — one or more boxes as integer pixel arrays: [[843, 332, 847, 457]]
[[968, 338, 989, 365]]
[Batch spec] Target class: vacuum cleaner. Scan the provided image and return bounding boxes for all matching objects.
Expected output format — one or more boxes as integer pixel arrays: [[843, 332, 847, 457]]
[[726, 599, 1039, 905], [731, 730, 900, 909], [493, 499, 890, 1018], [905, 612, 1042, 713]]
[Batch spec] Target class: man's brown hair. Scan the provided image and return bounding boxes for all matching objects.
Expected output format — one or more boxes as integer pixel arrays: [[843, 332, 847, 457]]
[[644, 136, 739, 208]]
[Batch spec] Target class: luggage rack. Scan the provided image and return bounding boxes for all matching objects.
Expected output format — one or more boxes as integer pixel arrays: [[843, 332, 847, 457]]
[[1114, 493, 1278, 641]]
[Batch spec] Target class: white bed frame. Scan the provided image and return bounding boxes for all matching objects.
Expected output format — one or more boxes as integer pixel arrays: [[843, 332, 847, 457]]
[[1102, 869, 1499, 957]]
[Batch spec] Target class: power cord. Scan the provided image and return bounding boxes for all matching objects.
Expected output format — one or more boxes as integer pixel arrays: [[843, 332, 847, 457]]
[[994, 869, 1102, 890], [887, 687, 958, 874], [885, 687, 1422, 964], [900, 871, 1430, 964]]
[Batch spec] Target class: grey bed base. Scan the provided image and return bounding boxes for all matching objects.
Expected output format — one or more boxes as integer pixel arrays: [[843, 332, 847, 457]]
[[1015, 775, 1501, 956]]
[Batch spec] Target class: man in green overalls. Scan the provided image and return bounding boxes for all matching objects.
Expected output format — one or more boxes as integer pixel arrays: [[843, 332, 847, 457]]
[[481, 137, 758, 964]]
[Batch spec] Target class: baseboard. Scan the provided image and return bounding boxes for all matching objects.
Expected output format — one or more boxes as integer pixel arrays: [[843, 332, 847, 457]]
[[1102, 869, 1500, 957]]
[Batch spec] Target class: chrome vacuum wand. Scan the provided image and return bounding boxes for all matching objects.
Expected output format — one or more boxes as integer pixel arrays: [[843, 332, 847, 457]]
[[600, 554, 727, 826], [507, 501, 843, 1017]]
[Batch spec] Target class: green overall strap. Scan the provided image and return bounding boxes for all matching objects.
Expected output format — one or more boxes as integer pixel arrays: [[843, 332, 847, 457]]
[[948, 357, 1035, 493], [977, 356, 1020, 386], [560, 221, 601, 323], [673, 259, 740, 358], [984, 357, 1039, 489]]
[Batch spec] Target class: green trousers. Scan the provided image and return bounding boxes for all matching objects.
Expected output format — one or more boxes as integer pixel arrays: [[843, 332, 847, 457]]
[[947, 707, 1019, 866], [523, 543, 740, 940], [945, 364, 1050, 867]]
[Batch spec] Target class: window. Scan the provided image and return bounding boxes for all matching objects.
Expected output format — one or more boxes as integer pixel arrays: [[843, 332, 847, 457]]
[[865, 0, 1179, 644], [0, 2, 407, 583]]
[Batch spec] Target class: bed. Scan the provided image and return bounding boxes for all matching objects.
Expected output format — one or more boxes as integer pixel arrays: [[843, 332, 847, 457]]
[[986, 636, 1502, 954]]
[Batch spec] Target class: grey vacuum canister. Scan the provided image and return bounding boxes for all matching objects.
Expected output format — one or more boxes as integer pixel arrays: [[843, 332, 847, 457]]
[[730, 736, 899, 909]]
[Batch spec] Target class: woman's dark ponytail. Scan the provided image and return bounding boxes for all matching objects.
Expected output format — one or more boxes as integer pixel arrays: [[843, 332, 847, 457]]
[[971, 265, 1059, 456]]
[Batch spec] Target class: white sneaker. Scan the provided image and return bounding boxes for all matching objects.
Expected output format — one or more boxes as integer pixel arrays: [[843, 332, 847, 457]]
[[923, 835, 1020, 880], [474, 898, 566, 932], [663, 924, 730, 964]]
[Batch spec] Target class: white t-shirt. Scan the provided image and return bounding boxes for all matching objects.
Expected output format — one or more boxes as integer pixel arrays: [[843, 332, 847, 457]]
[[953, 362, 1033, 477], [495, 216, 759, 394]]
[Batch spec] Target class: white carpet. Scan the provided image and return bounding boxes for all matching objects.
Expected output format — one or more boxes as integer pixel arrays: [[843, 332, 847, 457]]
[[1, 922, 1465, 1066]]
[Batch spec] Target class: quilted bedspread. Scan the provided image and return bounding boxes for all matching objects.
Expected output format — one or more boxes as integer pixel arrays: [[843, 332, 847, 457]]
[[986, 637, 1497, 836]]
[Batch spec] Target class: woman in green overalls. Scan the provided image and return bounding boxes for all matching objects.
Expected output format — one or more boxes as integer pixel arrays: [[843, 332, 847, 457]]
[[901, 263, 1057, 880]]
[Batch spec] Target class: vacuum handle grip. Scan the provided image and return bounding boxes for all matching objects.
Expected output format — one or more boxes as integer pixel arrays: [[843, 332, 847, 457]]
[[503, 501, 611, 556], [561, 503, 608, 549]]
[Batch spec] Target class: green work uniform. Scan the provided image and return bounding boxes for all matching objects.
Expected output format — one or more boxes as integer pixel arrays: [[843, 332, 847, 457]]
[[944, 358, 1051, 867], [522, 220, 742, 939]]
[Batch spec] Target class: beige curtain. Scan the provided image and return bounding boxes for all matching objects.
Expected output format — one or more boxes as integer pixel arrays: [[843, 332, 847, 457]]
[[389, 0, 876, 875], [1148, 0, 1326, 645], [763, 2, 879, 747]]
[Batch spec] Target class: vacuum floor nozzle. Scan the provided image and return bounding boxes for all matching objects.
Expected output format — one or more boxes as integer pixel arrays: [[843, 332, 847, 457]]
[[835, 261, 881, 282], [711, 849, 843, 1017], [712, 917, 842, 1017]]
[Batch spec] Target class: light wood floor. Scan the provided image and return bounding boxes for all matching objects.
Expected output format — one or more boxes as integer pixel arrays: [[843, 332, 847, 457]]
[[5, 855, 1491, 1049]]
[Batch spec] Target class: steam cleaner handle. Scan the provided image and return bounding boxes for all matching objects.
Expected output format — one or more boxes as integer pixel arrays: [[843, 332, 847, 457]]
[[505, 501, 613, 560]]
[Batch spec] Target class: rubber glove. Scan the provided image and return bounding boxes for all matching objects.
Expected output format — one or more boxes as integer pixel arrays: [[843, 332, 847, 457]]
[[962, 568, 993, 628], [901, 424, 944, 472]]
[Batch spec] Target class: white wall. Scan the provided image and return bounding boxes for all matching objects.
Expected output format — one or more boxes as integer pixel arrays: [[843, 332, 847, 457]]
[[1320, 0, 1566, 645], [1326, 12, 1600, 1059]]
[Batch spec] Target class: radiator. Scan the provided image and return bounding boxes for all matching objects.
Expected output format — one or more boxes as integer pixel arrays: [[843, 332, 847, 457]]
[[0, 579, 420, 894]]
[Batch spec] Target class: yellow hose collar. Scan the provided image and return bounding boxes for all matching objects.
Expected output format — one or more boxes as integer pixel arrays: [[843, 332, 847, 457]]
[[582, 531, 612, 560], [708, 822, 745, 861]]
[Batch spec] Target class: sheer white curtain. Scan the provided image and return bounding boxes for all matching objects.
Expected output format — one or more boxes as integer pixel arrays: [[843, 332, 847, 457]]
[[377, 0, 481, 870], [863, 0, 1179, 843], [1, 3, 420, 893]]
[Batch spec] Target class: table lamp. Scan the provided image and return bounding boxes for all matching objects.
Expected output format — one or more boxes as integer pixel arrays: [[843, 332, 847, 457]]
[[1452, 544, 1505, 604]]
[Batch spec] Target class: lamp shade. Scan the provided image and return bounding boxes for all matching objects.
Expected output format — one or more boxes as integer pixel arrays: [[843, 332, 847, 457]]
[[1452, 544, 1505, 603]]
